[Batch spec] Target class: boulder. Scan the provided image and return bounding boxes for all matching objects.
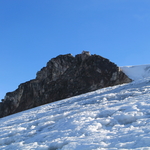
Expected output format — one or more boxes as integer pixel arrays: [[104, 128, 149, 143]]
[[0, 52, 132, 118]]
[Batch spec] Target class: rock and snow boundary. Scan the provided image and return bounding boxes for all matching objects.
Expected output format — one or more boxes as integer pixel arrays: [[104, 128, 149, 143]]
[[0, 64, 150, 149]]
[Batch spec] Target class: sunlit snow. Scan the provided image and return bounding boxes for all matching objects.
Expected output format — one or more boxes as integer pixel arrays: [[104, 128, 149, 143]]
[[0, 65, 150, 150]]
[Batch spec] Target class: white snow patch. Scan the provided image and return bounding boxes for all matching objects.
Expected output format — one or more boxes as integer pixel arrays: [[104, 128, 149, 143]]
[[121, 64, 150, 80]]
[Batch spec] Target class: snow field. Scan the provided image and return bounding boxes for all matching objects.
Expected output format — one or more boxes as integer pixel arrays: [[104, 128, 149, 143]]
[[0, 77, 150, 149], [1, 65, 150, 149]]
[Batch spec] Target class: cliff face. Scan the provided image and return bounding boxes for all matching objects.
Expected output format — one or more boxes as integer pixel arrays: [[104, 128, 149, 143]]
[[0, 52, 132, 118]]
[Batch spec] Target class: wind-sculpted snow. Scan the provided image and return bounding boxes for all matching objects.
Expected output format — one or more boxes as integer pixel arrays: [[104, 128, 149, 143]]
[[121, 64, 150, 80], [0, 76, 150, 149]]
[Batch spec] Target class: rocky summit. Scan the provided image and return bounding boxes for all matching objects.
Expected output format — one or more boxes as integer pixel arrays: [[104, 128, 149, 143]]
[[0, 51, 132, 118]]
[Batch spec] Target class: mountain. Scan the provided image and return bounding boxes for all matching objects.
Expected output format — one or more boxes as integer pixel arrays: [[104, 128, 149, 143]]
[[0, 52, 131, 118], [0, 64, 150, 149]]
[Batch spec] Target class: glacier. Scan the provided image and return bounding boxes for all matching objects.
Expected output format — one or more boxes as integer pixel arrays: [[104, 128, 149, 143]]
[[0, 64, 150, 149]]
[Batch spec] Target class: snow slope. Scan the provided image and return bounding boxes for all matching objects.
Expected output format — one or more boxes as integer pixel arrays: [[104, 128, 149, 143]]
[[121, 64, 150, 80], [0, 65, 150, 150]]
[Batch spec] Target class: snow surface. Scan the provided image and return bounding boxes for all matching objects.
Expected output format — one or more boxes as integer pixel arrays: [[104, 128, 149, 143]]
[[1, 65, 150, 150], [121, 64, 150, 80]]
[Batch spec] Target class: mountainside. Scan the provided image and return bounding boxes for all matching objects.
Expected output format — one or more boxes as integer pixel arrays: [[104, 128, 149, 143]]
[[0, 64, 150, 149], [0, 52, 131, 118]]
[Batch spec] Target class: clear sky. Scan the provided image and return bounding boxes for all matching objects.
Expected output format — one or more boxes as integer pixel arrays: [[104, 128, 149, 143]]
[[0, 0, 150, 99]]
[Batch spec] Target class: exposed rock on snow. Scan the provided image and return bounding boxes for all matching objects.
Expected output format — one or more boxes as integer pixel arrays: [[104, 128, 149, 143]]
[[0, 52, 131, 118]]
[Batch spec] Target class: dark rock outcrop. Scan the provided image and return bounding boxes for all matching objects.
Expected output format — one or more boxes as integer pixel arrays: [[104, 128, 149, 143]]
[[0, 51, 132, 118]]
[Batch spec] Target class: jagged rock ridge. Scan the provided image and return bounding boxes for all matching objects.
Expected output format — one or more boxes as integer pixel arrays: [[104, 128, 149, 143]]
[[0, 51, 132, 118]]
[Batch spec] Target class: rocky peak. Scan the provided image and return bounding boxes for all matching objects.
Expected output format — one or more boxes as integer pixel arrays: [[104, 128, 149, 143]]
[[36, 54, 74, 81], [77, 51, 91, 60], [0, 52, 132, 118]]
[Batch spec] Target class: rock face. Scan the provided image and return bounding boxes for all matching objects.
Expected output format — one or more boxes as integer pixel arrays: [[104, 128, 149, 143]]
[[0, 52, 132, 118]]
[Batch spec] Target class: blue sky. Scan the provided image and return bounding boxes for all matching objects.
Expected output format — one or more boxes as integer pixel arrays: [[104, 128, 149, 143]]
[[0, 0, 150, 99]]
